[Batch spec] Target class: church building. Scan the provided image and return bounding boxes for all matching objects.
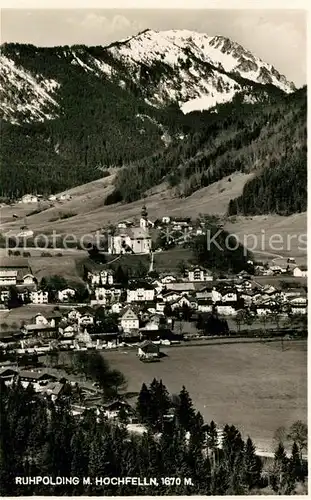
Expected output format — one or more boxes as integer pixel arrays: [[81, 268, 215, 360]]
[[108, 205, 152, 254]]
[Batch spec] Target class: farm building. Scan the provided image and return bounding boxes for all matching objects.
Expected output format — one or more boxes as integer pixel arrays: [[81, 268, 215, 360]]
[[21, 194, 38, 203], [293, 266, 308, 278], [138, 340, 160, 359]]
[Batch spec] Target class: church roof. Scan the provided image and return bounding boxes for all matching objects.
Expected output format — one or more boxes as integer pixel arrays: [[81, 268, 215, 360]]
[[115, 227, 150, 239]]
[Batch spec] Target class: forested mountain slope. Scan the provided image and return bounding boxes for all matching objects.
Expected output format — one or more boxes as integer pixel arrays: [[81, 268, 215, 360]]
[[108, 87, 306, 216], [0, 48, 184, 197], [227, 88, 307, 215]]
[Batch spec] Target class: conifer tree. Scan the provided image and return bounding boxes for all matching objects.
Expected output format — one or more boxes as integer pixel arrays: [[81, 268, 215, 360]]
[[271, 442, 289, 493], [243, 436, 262, 490], [149, 378, 171, 431], [205, 420, 219, 470], [287, 420, 307, 459], [71, 429, 89, 493], [175, 385, 196, 431], [288, 441, 304, 484], [88, 431, 113, 494], [136, 382, 152, 425], [222, 425, 245, 493]]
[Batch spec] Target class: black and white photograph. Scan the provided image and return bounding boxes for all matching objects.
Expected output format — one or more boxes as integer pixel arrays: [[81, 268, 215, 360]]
[[0, 2, 307, 496]]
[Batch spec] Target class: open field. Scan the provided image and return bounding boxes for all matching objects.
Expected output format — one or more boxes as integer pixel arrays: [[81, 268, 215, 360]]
[[28, 255, 86, 284], [0, 172, 249, 236], [0, 304, 66, 333], [154, 248, 194, 272], [0, 174, 116, 230], [104, 340, 307, 452], [225, 212, 307, 260]]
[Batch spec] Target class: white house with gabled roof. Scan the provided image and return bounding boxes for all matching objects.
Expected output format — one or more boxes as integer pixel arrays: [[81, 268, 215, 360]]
[[121, 308, 139, 333], [293, 266, 308, 278]]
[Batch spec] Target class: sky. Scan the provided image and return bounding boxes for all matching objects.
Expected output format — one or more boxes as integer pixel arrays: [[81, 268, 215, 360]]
[[0, 8, 307, 87]]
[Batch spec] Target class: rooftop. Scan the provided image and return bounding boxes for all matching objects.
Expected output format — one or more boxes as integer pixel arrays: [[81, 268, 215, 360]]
[[18, 370, 57, 380], [0, 367, 18, 376], [76, 306, 94, 315], [128, 281, 155, 290], [166, 283, 196, 292], [24, 324, 57, 331], [121, 307, 139, 320], [115, 227, 151, 239], [0, 258, 30, 268], [0, 270, 18, 277], [42, 381, 64, 396], [139, 340, 160, 352]]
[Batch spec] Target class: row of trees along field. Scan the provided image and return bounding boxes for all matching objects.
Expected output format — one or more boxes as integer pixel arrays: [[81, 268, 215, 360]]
[[0, 370, 307, 496]]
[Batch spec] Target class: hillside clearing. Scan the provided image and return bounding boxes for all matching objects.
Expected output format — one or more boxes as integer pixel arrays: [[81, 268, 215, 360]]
[[0, 172, 253, 235]]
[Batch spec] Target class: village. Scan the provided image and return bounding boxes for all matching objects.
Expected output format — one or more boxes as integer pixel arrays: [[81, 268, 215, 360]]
[[0, 205, 307, 336], [0, 205, 307, 429]]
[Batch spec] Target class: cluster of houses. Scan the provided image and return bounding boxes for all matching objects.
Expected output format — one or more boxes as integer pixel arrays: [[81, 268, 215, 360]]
[[0, 367, 67, 401], [0, 259, 38, 305], [84, 261, 307, 319], [1, 261, 306, 354], [0, 207, 307, 354], [0, 297, 175, 354], [0, 366, 141, 424], [19, 193, 72, 204], [108, 206, 206, 255], [0, 259, 80, 307], [1, 253, 308, 324]]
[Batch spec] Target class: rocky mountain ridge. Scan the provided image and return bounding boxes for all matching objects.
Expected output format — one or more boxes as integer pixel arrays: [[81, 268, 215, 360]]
[[0, 29, 295, 123]]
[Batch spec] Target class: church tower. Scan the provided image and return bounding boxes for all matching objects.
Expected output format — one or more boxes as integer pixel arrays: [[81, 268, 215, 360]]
[[140, 204, 148, 230]]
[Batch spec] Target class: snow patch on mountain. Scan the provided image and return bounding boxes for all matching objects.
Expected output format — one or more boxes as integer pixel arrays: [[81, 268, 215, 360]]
[[91, 56, 112, 77], [71, 52, 96, 73], [0, 55, 60, 123], [181, 90, 235, 114], [136, 113, 172, 146], [71, 50, 113, 78]]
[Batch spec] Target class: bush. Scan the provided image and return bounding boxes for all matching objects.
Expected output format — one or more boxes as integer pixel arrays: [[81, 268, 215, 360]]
[[59, 212, 77, 220], [27, 208, 46, 216], [104, 189, 123, 205]]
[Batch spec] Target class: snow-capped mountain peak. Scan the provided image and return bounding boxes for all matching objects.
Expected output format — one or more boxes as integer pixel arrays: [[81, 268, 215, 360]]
[[108, 28, 295, 92], [105, 28, 295, 113], [0, 29, 296, 122]]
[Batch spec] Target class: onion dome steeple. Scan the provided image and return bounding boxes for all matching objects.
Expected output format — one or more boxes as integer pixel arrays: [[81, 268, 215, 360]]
[[141, 204, 148, 218]]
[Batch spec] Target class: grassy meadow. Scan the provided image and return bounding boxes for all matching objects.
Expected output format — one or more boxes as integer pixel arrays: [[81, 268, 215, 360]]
[[104, 340, 307, 453]]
